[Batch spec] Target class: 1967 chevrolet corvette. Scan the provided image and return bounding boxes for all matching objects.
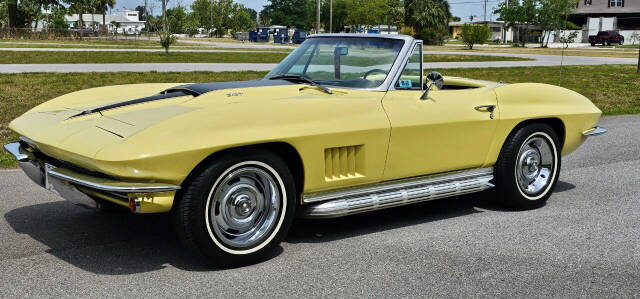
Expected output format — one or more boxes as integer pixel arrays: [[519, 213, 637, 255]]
[[4, 34, 606, 266]]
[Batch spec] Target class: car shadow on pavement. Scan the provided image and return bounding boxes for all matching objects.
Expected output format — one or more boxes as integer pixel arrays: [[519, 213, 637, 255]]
[[4, 181, 574, 274], [4, 201, 216, 274]]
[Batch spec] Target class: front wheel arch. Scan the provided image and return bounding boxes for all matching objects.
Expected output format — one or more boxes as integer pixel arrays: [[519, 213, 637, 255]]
[[174, 142, 305, 211], [506, 118, 565, 152]]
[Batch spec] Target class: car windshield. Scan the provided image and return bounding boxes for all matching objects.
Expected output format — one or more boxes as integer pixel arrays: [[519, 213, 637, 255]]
[[265, 37, 404, 89], [597, 31, 608, 36]]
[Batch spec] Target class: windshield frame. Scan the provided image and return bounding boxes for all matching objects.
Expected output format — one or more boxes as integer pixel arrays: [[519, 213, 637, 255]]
[[264, 34, 417, 92]]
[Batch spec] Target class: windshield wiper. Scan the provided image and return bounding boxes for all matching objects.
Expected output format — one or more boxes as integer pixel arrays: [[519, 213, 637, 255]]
[[269, 73, 333, 94]]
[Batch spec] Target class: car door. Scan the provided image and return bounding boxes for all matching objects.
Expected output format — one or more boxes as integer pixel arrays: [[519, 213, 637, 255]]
[[381, 43, 499, 181]]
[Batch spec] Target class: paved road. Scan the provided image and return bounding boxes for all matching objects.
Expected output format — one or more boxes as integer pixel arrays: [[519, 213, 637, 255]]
[[0, 115, 638, 297], [0, 50, 635, 73], [0, 47, 290, 53]]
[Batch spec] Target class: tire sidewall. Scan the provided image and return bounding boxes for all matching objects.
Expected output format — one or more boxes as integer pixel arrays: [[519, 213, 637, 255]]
[[185, 151, 296, 264], [495, 123, 561, 209]]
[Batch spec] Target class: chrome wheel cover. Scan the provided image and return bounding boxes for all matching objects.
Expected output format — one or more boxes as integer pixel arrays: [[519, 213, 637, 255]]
[[515, 134, 556, 198], [208, 165, 282, 250]]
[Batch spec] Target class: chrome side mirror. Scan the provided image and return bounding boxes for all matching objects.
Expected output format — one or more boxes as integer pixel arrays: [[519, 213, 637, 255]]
[[421, 71, 444, 100]]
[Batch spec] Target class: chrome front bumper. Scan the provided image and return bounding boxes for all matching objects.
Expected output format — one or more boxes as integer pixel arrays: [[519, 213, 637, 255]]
[[4, 142, 180, 212], [582, 126, 607, 136]]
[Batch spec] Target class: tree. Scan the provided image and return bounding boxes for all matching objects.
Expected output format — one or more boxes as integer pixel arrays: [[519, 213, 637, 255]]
[[190, 0, 212, 30], [0, 0, 7, 27], [160, 0, 168, 31], [406, 0, 450, 44], [321, 0, 347, 32], [18, 0, 45, 29], [459, 24, 491, 49], [184, 17, 199, 36], [158, 30, 176, 55], [494, 0, 536, 46], [135, 5, 148, 21], [243, 7, 257, 22], [558, 30, 577, 49], [96, 0, 115, 33], [68, 0, 93, 36], [384, 0, 404, 33], [536, 0, 576, 47], [7, 0, 17, 27], [261, 0, 315, 30], [166, 5, 186, 33], [229, 4, 255, 33], [346, 0, 388, 29]]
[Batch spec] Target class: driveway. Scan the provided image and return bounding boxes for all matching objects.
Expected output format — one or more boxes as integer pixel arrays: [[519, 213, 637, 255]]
[[0, 114, 639, 297]]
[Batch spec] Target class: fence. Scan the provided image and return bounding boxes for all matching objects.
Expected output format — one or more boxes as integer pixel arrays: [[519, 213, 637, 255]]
[[0, 28, 159, 41]]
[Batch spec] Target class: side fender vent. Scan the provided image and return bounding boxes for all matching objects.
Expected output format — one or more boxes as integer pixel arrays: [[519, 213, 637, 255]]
[[324, 145, 364, 181]]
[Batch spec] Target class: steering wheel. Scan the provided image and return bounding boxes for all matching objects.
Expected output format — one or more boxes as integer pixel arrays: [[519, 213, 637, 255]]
[[363, 69, 388, 80]]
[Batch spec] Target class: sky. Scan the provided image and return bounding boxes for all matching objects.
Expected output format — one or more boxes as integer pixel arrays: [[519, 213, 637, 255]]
[[113, 0, 500, 23]]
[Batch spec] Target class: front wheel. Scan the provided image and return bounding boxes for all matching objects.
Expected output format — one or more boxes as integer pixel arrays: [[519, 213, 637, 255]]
[[493, 123, 561, 210], [619, 39, 624, 45], [174, 151, 297, 267]]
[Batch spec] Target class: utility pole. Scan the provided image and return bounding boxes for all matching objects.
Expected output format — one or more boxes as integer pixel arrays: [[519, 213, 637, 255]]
[[316, 0, 321, 33], [162, 0, 167, 31], [483, 0, 487, 22], [637, 44, 640, 74], [329, 0, 333, 33]]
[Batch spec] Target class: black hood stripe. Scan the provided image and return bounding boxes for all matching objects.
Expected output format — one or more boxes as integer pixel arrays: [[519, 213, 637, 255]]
[[68, 80, 294, 118], [164, 79, 295, 96], [69, 91, 190, 118]]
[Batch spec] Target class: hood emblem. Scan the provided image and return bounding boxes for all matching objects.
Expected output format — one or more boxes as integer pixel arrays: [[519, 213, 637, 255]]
[[227, 92, 243, 97]]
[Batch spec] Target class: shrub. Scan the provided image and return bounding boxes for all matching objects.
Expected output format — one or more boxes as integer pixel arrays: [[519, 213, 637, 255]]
[[459, 24, 491, 50], [558, 31, 579, 49], [418, 28, 447, 45], [158, 30, 178, 55]]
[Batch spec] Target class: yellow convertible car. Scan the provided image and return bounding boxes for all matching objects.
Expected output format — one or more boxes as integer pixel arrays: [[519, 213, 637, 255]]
[[5, 34, 606, 266]]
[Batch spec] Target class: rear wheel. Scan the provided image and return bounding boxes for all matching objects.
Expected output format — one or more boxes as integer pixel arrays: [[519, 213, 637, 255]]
[[590, 42, 595, 46], [174, 151, 297, 267], [619, 39, 624, 45], [493, 123, 561, 210]]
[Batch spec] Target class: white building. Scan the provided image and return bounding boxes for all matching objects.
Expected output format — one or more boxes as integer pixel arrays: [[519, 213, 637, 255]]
[[66, 10, 145, 34]]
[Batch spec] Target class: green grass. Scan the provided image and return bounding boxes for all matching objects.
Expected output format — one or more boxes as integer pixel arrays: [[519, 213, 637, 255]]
[[424, 54, 530, 62], [427, 45, 639, 58], [0, 42, 294, 52], [1, 64, 638, 167], [0, 50, 291, 64], [439, 64, 640, 115], [0, 50, 529, 64]]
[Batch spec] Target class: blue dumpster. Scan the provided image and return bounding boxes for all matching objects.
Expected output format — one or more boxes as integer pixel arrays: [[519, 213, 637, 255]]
[[274, 28, 290, 44], [292, 30, 307, 44], [257, 28, 270, 42]]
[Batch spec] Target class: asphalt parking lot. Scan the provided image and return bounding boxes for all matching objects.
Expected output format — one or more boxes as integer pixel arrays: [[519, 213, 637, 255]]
[[0, 115, 638, 297]]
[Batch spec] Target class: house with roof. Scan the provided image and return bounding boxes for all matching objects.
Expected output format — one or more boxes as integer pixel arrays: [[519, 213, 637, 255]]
[[65, 10, 145, 34], [569, 0, 640, 42]]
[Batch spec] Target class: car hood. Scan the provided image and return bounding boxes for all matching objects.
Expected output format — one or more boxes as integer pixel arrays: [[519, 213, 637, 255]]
[[8, 80, 301, 163]]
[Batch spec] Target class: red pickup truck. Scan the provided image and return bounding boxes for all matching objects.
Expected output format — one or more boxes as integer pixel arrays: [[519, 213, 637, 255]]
[[589, 31, 624, 46]]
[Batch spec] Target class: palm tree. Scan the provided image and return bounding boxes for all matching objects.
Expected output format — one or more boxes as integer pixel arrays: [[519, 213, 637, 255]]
[[68, 0, 91, 37], [96, 0, 116, 33], [406, 0, 450, 32]]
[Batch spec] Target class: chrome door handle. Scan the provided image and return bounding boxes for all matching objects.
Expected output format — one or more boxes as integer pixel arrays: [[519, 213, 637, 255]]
[[474, 105, 496, 119]]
